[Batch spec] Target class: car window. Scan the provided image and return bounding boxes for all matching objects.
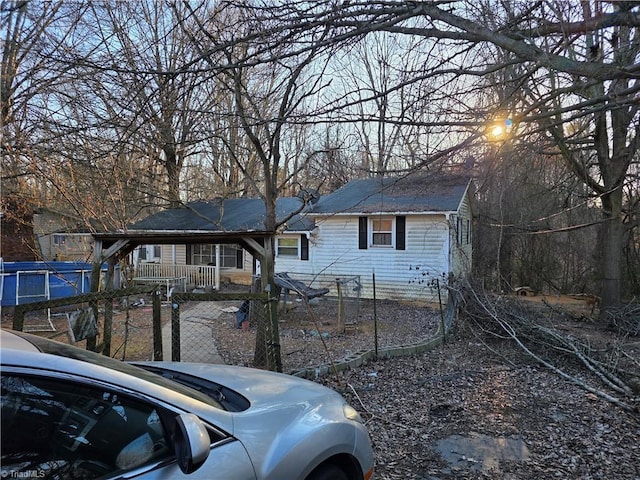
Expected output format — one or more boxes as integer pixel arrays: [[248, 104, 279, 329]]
[[15, 331, 224, 410], [1, 374, 172, 479]]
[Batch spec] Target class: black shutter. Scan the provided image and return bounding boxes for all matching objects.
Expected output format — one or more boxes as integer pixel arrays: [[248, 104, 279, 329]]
[[301, 235, 309, 260], [186, 245, 192, 265], [358, 217, 368, 249], [396, 216, 406, 250], [236, 248, 243, 268]]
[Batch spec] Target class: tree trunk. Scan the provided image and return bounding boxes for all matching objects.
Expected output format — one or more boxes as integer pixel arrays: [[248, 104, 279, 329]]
[[253, 235, 282, 371], [264, 237, 282, 372], [600, 186, 623, 318], [165, 149, 181, 208]]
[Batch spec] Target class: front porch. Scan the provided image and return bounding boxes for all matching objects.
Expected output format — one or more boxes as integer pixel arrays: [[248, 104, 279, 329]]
[[134, 263, 252, 291]]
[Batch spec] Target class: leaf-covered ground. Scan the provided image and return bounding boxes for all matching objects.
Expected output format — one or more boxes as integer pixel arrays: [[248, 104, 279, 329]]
[[210, 292, 639, 479], [318, 333, 639, 479]]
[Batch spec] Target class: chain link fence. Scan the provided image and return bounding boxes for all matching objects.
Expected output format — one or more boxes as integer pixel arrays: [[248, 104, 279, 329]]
[[167, 291, 274, 369], [4, 285, 275, 367], [204, 274, 456, 375], [6, 286, 164, 360], [4, 274, 461, 377]]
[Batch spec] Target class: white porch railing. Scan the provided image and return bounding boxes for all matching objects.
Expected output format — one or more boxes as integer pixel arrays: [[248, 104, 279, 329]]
[[134, 264, 218, 290]]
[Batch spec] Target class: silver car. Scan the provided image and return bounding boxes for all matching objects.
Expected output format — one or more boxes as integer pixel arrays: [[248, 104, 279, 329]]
[[0, 329, 374, 480]]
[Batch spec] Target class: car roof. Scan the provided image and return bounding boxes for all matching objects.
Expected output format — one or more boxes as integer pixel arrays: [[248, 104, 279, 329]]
[[0, 329, 40, 353]]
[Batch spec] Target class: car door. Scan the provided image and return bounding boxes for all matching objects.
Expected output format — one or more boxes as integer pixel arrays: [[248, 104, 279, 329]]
[[1, 371, 256, 479]]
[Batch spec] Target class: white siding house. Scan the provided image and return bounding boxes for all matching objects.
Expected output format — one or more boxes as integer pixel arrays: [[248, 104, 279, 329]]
[[121, 174, 473, 301], [275, 174, 473, 301]]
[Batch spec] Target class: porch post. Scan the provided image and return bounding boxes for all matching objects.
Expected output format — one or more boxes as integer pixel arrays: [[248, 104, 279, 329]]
[[215, 244, 221, 290]]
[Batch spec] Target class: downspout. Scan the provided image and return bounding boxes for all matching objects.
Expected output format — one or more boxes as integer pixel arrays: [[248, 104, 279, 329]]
[[444, 213, 451, 277]]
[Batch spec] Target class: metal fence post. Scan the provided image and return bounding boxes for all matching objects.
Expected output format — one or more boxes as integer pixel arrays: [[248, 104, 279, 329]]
[[152, 290, 162, 360], [171, 297, 181, 361]]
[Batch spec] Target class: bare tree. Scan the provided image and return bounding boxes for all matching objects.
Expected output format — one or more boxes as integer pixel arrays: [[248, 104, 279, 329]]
[[228, 0, 639, 313], [6, 0, 638, 351], [1, 0, 84, 200], [0, 0, 123, 252], [175, 1, 337, 369], [407, 1, 639, 313], [70, 0, 220, 209], [332, 31, 449, 176]]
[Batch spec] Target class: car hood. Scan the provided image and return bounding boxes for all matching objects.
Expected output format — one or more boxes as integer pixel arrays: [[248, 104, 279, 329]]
[[133, 362, 344, 414], [130, 362, 367, 480]]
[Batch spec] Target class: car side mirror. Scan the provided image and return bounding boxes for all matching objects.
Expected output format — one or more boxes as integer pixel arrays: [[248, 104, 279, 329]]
[[173, 413, 210, 474]]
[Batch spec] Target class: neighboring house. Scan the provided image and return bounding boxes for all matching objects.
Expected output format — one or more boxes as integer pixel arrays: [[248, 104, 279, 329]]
[[275, 174, 473, 301], [122, 173, 473, 301], [32, 209, 94, 261]]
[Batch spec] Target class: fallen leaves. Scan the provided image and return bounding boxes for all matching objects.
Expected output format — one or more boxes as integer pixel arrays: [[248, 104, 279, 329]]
[[209, 289, 639, 479]]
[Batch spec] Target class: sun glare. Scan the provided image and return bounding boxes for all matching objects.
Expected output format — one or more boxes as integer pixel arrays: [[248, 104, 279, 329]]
[[490, 125, 505, 138], [487, 118, 513, 141]]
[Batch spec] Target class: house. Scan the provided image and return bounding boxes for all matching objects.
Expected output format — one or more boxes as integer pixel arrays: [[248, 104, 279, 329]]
[[274, 174, 473, 301], [116, 173, 473, 301], [32, 208, 94, 261]]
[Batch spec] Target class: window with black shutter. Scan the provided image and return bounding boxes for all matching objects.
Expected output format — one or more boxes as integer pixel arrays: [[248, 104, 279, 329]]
[[301, 235, 309, 260], [358, 217, 368, 249], [396, 216, 406, 250]]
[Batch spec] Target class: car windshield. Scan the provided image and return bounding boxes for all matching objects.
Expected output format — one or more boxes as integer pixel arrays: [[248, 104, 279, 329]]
[[17, 331, 224, 410]]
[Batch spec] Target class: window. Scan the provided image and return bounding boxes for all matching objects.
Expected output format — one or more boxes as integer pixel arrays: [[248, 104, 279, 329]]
[[53, 234, 66, 245], [191, 244, 242, 268], [1, 375, 172, 479], [277, 237, 299, 257], [455, 217, 470, 245], [359, 216, 405, 250], [137, 245, 161, 262], [192, 243, 215, 265], [221, 245, 242, 268], [371, 217, 393, 247]]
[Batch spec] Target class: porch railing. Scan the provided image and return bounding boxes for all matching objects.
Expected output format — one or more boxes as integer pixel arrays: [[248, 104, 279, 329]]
[[134, 263, 218, 290]]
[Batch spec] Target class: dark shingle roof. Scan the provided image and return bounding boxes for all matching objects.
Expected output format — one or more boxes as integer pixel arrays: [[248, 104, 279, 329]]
[[310, 174, 471, 215], [126, 174, 470, 235], [129, 197, 314, 233]]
